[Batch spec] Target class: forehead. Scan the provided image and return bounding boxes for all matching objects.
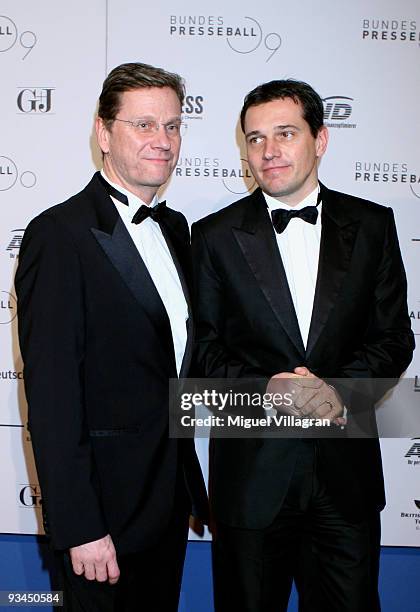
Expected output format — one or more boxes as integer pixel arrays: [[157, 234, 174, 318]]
[[244, 97, 307, 131], [118, 86, 181, 116]]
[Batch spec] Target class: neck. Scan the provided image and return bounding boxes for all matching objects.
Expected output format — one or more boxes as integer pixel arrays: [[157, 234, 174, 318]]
[[272, 180, 319, 208], [102, 164, 157, 205]]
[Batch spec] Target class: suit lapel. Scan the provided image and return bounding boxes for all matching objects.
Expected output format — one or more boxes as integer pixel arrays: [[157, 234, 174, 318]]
[[158, 212, 193, 377], [306, 184, 360, 358], [87, 173, 174, 360], [232, 188, 305, 356]]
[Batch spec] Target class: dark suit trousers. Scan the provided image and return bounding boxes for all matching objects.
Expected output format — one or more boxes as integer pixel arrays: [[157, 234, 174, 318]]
[[58, 471, 190, 612], [212, 441, 381, 612]]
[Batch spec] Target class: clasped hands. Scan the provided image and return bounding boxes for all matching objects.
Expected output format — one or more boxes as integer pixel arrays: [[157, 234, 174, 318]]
[[267, 366, 346, 426]]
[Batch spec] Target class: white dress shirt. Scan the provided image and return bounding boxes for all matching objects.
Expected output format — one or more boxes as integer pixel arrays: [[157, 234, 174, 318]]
[[264, 186, 321, 348], [101, 170, 188, 375]]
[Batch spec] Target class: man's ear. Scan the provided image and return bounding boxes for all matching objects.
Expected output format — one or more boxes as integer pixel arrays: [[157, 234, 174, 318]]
[[315, 125, 329, 158], [95, 116, 110, 154]]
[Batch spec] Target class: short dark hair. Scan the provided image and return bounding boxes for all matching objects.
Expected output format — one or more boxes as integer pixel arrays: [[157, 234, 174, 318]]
[[240, 79, 324, 138], [98, 62, 185, 128]]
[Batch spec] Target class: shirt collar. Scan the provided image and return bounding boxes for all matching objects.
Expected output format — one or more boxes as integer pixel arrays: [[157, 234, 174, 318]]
[[264, 184, 321, 212], [100, 169, 158, 212]]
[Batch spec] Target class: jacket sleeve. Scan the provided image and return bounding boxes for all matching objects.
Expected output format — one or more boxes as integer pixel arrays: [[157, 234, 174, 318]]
[[191, 221, 267, 380], [334, 208, 414, 412], [339, 208, 414, 380], [15, 214, 108, 550]]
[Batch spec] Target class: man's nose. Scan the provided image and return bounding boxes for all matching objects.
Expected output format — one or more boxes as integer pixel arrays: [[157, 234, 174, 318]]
[[151, 126, 171, 150], [263, 137, 281, 160]]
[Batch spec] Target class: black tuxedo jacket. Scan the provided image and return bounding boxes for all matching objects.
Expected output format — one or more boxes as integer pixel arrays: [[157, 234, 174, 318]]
[[15, 172, 208, 554], [191, 184, 414, 528]]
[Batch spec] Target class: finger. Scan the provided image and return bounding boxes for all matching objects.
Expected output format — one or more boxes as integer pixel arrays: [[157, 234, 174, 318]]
[[107, 559, 120, 585], [83, 562, 96, 581], [294, 387, 319, 411], [311, 403, 333, 418], [71, 559, 84, 576], [314, 402, 342, 421], [293, 366, 310, 376], [292, 376, 323, 389], [299, 391, 332, 414], [272, 372, 302, 379], [94, 561, 108, 583]]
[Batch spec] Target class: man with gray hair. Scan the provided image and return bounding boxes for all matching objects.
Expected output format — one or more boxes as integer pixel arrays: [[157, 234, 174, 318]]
[[16, 62, 207, 611]]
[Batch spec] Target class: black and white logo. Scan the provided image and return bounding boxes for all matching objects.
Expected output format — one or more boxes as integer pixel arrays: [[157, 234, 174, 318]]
[[176, 156, 256, 194], [409, 304, 420, 335], [169, 15, 282, 62], [0, 15, 37, 59], [19, 484, 42, 508], [0, 291, 17, 325], [182, 94, 205, 121], [354, 161, 420, 198], [0, 157, 36, 191], [17, 88, 54, 113], [323, 96, 356, 129], [6, 228, 24, 258], [362, 19, 419, 43], [405, 439, 420, 466]]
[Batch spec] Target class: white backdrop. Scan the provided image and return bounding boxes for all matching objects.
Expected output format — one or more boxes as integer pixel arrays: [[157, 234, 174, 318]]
[[1, 0, 419, 545]]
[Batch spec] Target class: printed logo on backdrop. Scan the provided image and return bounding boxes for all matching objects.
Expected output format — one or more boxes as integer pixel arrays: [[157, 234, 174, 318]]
[[0, 291, 17, 325], [400, 501, 420, 531], [405, 438, 420, 466], [409, 304, 420, 335], [182, 95, 205, 124], [362, 19, 419, 45], [0, 370, 23, 381], [6, 229, 24, 259], [353, 161, 420, 198], [170, 15, 282, 62], [323, 96, 356, 129], [0, 15, 37, 59], [17, 88, 54, 114], [18, 484, 42, 508], [0, 157, 36, 190], [176, 156, 256, 194]]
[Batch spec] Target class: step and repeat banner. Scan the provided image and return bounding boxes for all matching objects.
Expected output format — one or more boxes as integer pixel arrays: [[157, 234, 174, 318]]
[[1, 0, 419, 545]]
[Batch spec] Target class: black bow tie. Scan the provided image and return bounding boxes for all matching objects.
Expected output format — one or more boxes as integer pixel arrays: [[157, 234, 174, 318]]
[[271, 192, 321, 234], [131, 201, 167, 225]]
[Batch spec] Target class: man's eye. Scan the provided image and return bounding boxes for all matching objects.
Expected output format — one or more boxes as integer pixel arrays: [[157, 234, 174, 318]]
[[249, 136, 263, 145], [167, 124, 180, 132], [281, 131, 294, 139]]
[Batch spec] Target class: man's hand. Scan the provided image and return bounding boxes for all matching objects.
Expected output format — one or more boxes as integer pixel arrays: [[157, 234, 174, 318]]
[[69, 534, 120, 584], [268, 367, 345, 424]]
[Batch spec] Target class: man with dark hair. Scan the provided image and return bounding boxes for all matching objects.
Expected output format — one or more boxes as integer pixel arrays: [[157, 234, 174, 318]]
[[192, 79, 414, 611], [15, 62, 207, 611]]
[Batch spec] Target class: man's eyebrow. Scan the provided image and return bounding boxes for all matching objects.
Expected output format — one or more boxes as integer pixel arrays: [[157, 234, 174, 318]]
[[245, 129, 262, 139], [245, 124, 300, 138], [131, 115, 182, 122], [273, 123, 300, 130]]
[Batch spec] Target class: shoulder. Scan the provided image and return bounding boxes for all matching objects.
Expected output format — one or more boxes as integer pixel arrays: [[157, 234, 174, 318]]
[[324, 185, 392, 221], [192, 190, 259, 234], [23, 177, 99, 237]]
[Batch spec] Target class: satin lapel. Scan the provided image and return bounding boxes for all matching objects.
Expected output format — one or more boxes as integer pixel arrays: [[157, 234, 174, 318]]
[[87, 174, 174, 357], [232, 189, 305, 357], [306, 186, 360, 358], [158, 212, 193, 378]]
